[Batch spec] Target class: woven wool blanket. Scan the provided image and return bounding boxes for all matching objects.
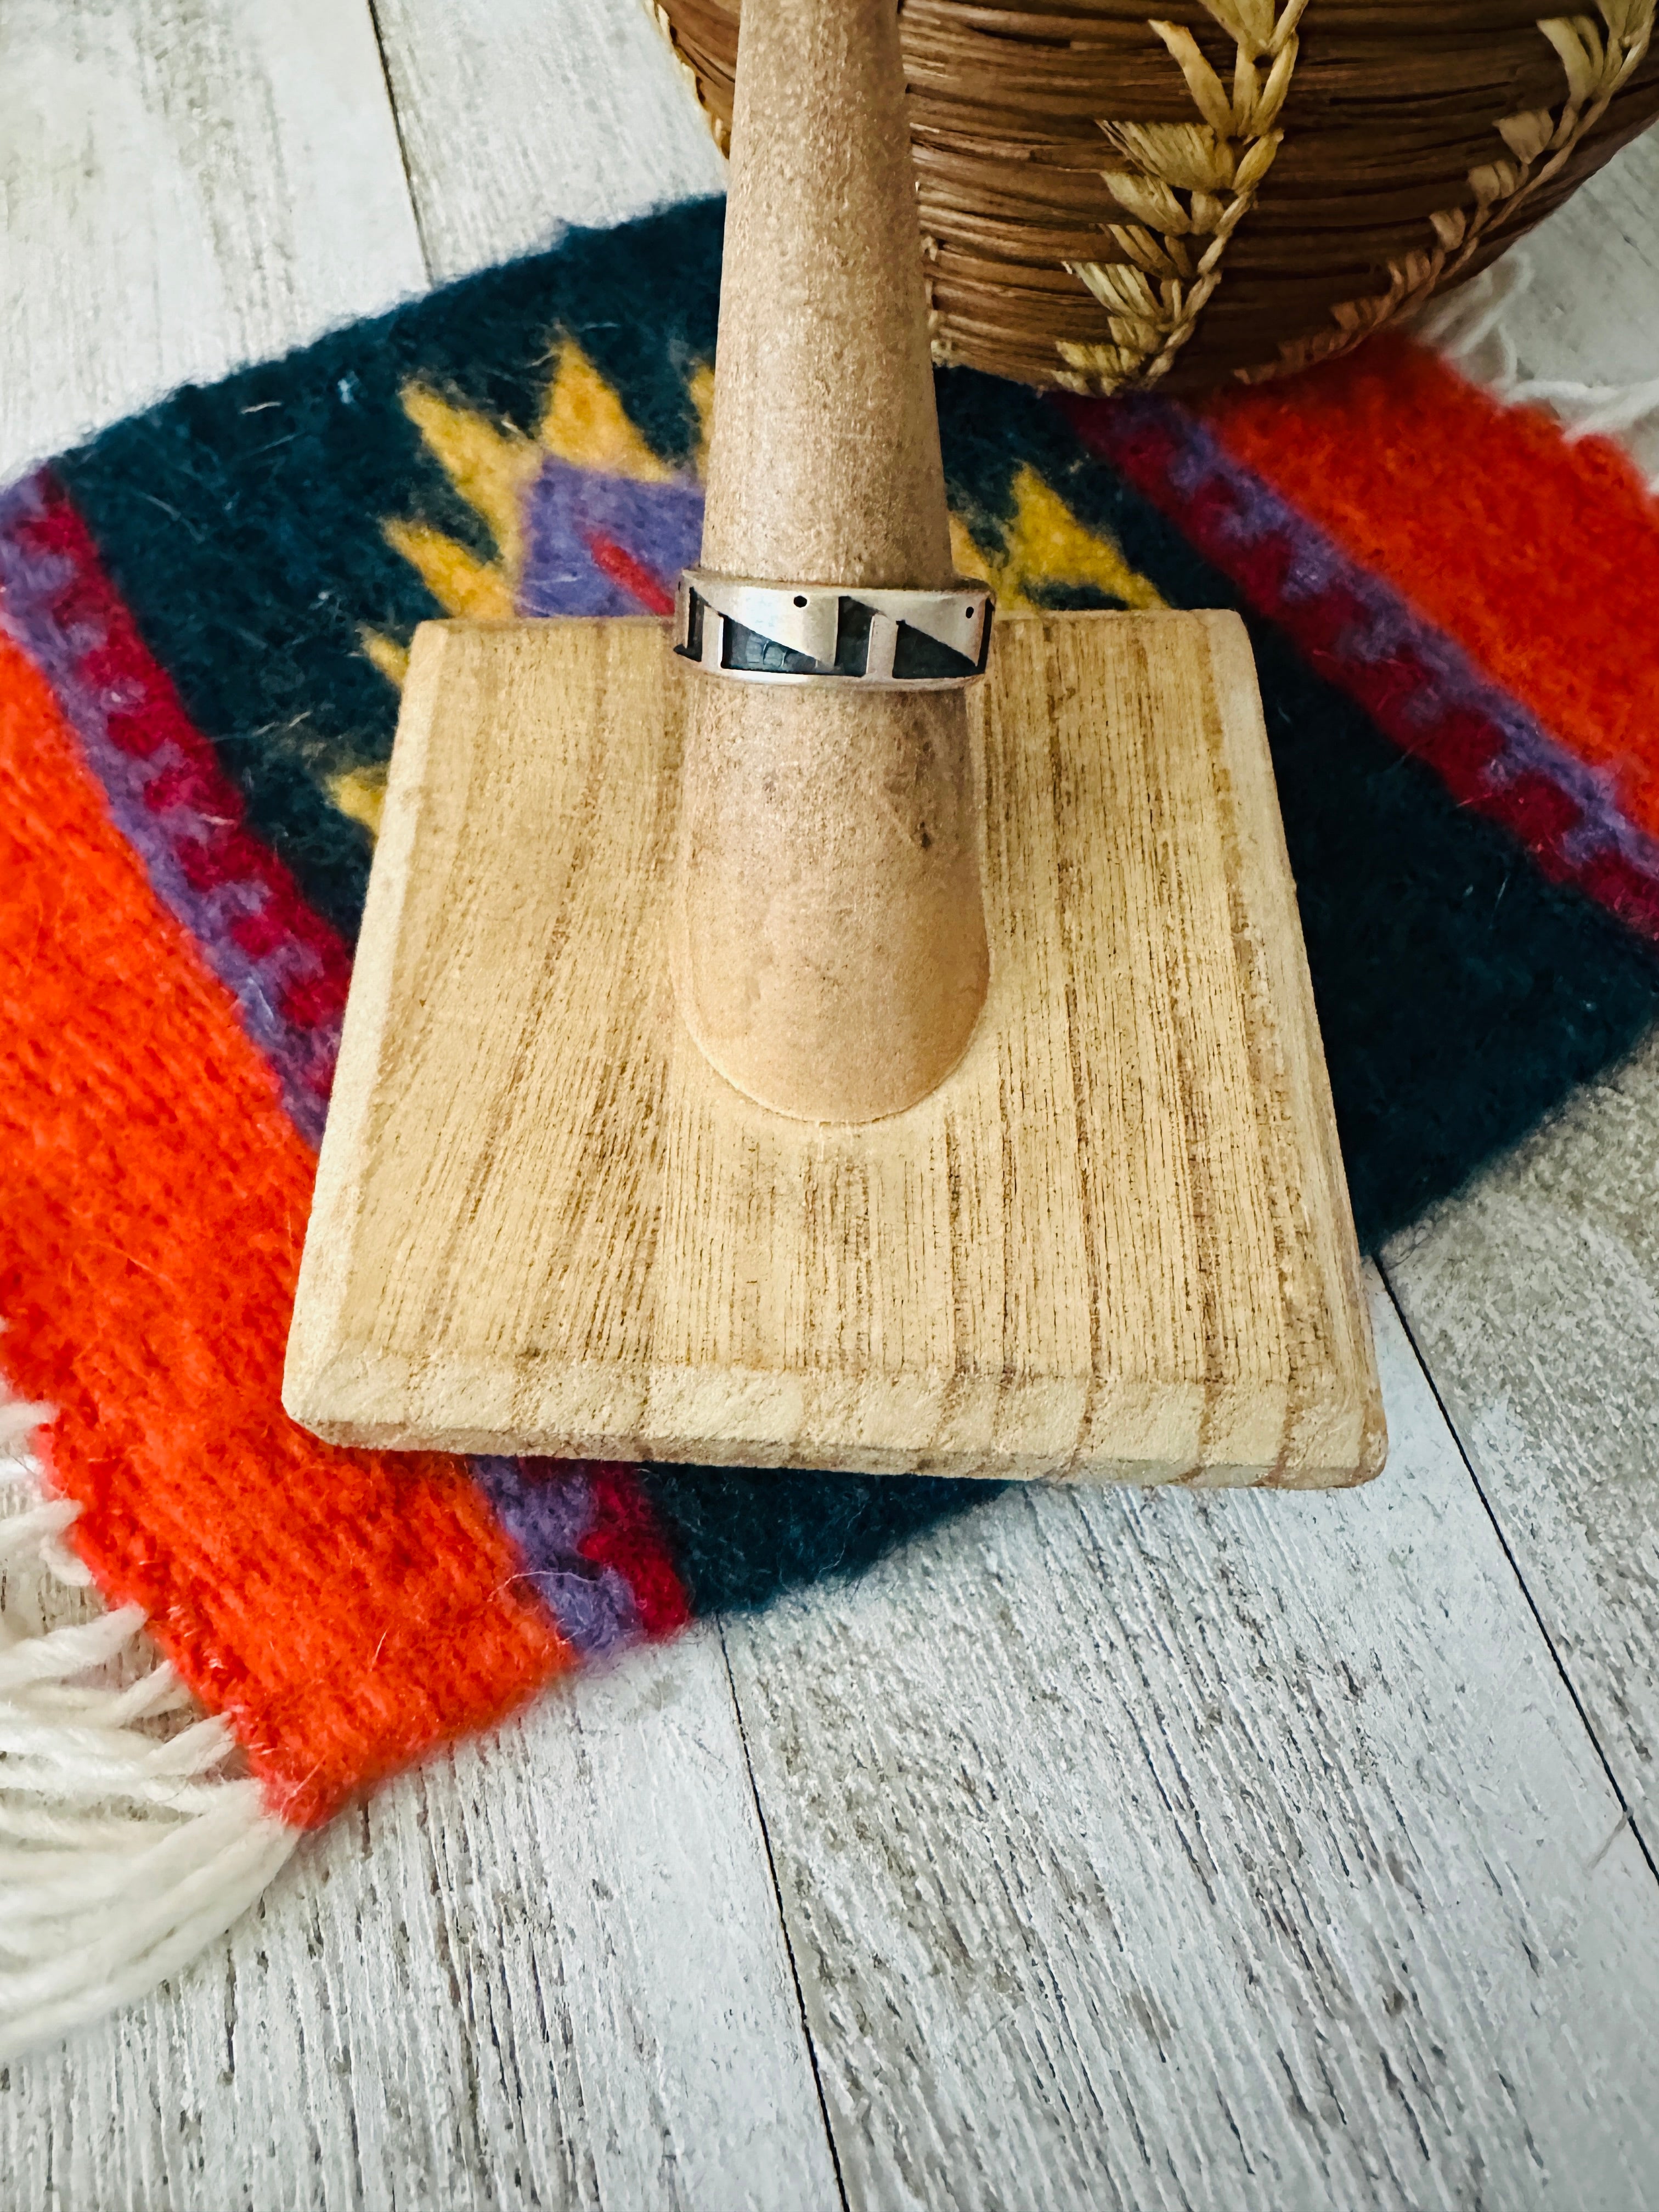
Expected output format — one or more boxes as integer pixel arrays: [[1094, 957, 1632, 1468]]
[[4, 198, 1659, 2054]]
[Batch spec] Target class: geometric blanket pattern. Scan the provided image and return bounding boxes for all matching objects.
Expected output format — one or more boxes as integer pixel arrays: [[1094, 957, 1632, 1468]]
[[3, 197, 1658, 2047]]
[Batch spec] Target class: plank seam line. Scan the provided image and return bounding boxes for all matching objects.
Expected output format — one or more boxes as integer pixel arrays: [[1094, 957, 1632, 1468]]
[[365, 0, 436, 284], [1376, 1259, 1658, 1887], [715, 1619, 852, 2212]]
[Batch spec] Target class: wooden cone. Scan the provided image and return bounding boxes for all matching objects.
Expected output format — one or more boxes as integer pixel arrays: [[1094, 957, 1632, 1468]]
[[668, 0, 989, 1124]]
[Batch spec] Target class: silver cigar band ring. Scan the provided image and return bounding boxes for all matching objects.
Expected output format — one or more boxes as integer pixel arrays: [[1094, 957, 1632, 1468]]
[[673, 571, 993, 688]]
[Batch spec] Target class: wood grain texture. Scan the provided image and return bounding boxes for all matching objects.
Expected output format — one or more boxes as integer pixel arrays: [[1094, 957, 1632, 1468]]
[[1463, 126, 1659, 479], [0, 1625, 840, 2212], [1384, 122, 1659, 1852], [673, 0, 989, 1121], [0, 0, 426, 483], [724, 1274, 1659, 2212], [1384, 1030, 1659, 1851], [367, 0, 726, 283], [1494, 127, 1659, 382], [284, 612, 1382, 1484], [1, 10, 831, 2202], [12, 0, 1659, 2197]]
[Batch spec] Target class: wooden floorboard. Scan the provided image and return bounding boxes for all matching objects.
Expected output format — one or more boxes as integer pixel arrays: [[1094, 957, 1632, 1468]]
[[1385, 125, 1659, 1860], [0, 8, 835, 2206], [0, 1630, 842, 2212], [1448, 131, 1659, 482], [0, 0, 426, 482], [366, 0, 726, 283], [724, 1274, 1659, 2212], [5, 0, 1659, 2198], [1383, 1031, 1659, 1858]]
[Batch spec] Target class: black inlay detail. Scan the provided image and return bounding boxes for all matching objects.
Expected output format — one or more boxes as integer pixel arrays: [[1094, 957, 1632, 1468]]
[[891, 622, 977, 681], [719, 614, 820, 676], [833, 596, 874, 675], [833, 598, 982, 680]]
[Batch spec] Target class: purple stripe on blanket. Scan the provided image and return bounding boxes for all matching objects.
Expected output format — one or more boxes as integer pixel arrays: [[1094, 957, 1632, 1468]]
[[1111, 396, 1659, 896], [470, 1457, 644, 1660], [0, 472, 341, 1145], [518, 459, 703, 617]]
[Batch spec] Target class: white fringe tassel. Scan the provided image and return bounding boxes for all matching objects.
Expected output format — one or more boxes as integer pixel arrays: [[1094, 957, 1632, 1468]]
[[1417, 253, 1659, 489], [1, 1391, 296, 2060]]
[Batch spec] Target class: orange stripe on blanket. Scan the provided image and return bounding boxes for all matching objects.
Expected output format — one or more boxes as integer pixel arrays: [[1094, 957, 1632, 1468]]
[[0, 631, 570, 1826], [1205, 335, 1659, 850]]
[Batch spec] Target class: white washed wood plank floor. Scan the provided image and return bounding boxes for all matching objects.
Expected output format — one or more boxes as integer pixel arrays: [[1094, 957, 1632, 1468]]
[[3, 5, 1658, 2207]]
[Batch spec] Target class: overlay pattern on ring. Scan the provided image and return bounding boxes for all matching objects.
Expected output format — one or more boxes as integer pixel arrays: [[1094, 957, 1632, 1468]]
[[673, 571, 994, 686]]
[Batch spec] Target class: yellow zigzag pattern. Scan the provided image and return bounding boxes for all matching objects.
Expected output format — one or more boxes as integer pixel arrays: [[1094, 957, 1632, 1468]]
[[332, 348, 1163, 839]]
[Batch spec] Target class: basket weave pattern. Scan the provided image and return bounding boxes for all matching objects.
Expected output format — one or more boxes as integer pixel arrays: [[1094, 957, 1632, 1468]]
[[653, 0, 1659, 393]]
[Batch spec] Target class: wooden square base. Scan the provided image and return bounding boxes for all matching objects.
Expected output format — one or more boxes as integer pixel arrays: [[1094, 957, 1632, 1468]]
[[284, 612, 1384, 1486]]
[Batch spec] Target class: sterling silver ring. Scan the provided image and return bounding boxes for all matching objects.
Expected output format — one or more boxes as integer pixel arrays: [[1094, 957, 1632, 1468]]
[[673, 571, 993, 687]]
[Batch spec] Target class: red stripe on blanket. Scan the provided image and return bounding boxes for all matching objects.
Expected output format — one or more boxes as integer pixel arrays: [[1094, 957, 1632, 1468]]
[[0, 629, 571, 1826], [583, 528, 676, 617], [1204, 335, 1659, 848]]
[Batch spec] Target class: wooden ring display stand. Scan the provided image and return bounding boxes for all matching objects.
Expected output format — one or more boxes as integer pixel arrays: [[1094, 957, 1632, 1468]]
[[284, 0, 1386, 1487]]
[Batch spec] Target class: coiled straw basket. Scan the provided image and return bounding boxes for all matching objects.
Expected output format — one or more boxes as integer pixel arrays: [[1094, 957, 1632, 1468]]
[[652, 0, 1659, 393]]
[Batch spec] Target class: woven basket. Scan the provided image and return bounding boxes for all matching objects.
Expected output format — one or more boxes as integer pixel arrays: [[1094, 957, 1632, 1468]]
[[652, 0, 1659, 393]]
